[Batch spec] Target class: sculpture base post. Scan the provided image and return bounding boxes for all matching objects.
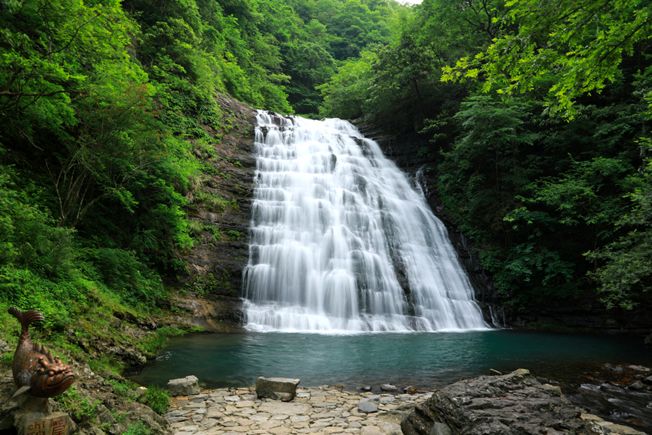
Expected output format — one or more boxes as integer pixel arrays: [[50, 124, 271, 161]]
[[13, 398, 75, 435]]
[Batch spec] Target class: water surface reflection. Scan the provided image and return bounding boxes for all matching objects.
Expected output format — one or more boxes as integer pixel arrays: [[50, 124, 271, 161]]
[[133, 330, 652, 389]]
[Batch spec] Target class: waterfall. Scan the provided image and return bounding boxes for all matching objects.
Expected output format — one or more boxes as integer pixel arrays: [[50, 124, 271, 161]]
[[242, 111, 488, 333]]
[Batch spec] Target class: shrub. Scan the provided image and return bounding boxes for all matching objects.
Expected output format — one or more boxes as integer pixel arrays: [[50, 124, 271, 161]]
[[84, 248, 166, 306], [142, 387, 170, 415], [56, 388, 100, 422], [123, 422, 152, 435]]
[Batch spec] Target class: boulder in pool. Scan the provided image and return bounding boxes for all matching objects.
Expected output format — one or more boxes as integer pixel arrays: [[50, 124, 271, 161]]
[[167, 375, 200, 396], [256, 377, 300, 402]]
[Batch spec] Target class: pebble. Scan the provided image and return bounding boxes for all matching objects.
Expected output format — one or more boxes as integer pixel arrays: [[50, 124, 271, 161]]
[[167, 385, 431, 434], [403, 386, 417, 394], [380, 384, 397, 392]]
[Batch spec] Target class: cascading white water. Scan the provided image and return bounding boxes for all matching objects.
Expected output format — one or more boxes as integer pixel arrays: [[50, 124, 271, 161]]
[[242, 111, 488, 333]]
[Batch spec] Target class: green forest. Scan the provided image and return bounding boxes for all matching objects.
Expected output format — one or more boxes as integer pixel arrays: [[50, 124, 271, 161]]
[[0, 0, 651, 429]]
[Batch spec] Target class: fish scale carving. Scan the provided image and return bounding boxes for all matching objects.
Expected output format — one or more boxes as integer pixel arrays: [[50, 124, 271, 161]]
[[8, 307, 76, 398]]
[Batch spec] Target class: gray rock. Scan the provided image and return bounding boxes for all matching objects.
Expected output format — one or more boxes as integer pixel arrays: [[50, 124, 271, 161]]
[[0, 373, 18, 430], [256, 377, 300, 402], [381, 383, 398, 392], [609, 364, 626, 374], [401, 368, 602, 435], [358, 399, 378, 413], [581, 413, 645, 435], [167, 375, 200, 396], [431, 422, 452, 435], [642, 375, 652, 385], [0, 401, 18, 431], [0, 339, 9, 354], [190, 393, 209, 401], [359, 385, 372, 392], [629, 381, 645, 391], [276, 392, 293, 401]]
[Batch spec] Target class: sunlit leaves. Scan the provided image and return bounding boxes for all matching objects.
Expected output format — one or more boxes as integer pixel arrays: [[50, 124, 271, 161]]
[[444, 0, 652, 119]]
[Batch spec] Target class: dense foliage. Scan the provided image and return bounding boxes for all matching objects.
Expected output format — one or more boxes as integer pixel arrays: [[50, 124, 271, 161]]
[[320, 0, 652, 316], [0, 0, 408, 348], [0, 0, 181, 334]]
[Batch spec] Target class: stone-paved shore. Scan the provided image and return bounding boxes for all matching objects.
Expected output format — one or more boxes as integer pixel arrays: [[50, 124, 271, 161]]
[[166, 386, 432, 434]]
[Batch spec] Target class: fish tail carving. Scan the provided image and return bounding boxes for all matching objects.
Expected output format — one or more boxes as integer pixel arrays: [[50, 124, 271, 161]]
[[8, 307, 45, 333]]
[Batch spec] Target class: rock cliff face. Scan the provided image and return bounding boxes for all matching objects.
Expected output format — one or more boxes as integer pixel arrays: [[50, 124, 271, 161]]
[[179, 95, 257, 329]]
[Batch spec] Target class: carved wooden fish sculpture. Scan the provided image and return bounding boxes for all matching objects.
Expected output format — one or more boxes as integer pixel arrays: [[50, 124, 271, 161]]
[[8, 307, 76, 398]]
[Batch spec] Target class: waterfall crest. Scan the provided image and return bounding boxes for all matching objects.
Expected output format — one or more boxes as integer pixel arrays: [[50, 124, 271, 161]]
[[243, 111, 488, 333]]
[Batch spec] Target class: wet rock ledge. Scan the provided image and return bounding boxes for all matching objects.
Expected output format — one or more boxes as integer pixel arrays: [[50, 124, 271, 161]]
[[401, 368, 644, 435]]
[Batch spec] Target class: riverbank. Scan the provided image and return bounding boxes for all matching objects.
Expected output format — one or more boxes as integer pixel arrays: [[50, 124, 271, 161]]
[[164, 367, 650, 435], [165, 385, 431, 434]]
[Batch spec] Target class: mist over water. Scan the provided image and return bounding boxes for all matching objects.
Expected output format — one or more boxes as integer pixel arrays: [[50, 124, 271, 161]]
[[242, 111, 488, 332]]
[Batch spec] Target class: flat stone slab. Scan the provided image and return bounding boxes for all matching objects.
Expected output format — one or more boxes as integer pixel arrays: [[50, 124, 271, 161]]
[[168, 375, 200, 396], [258, 401, 311, 416], [256, 377, 300, 401], [358, 399, 378, 413]]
